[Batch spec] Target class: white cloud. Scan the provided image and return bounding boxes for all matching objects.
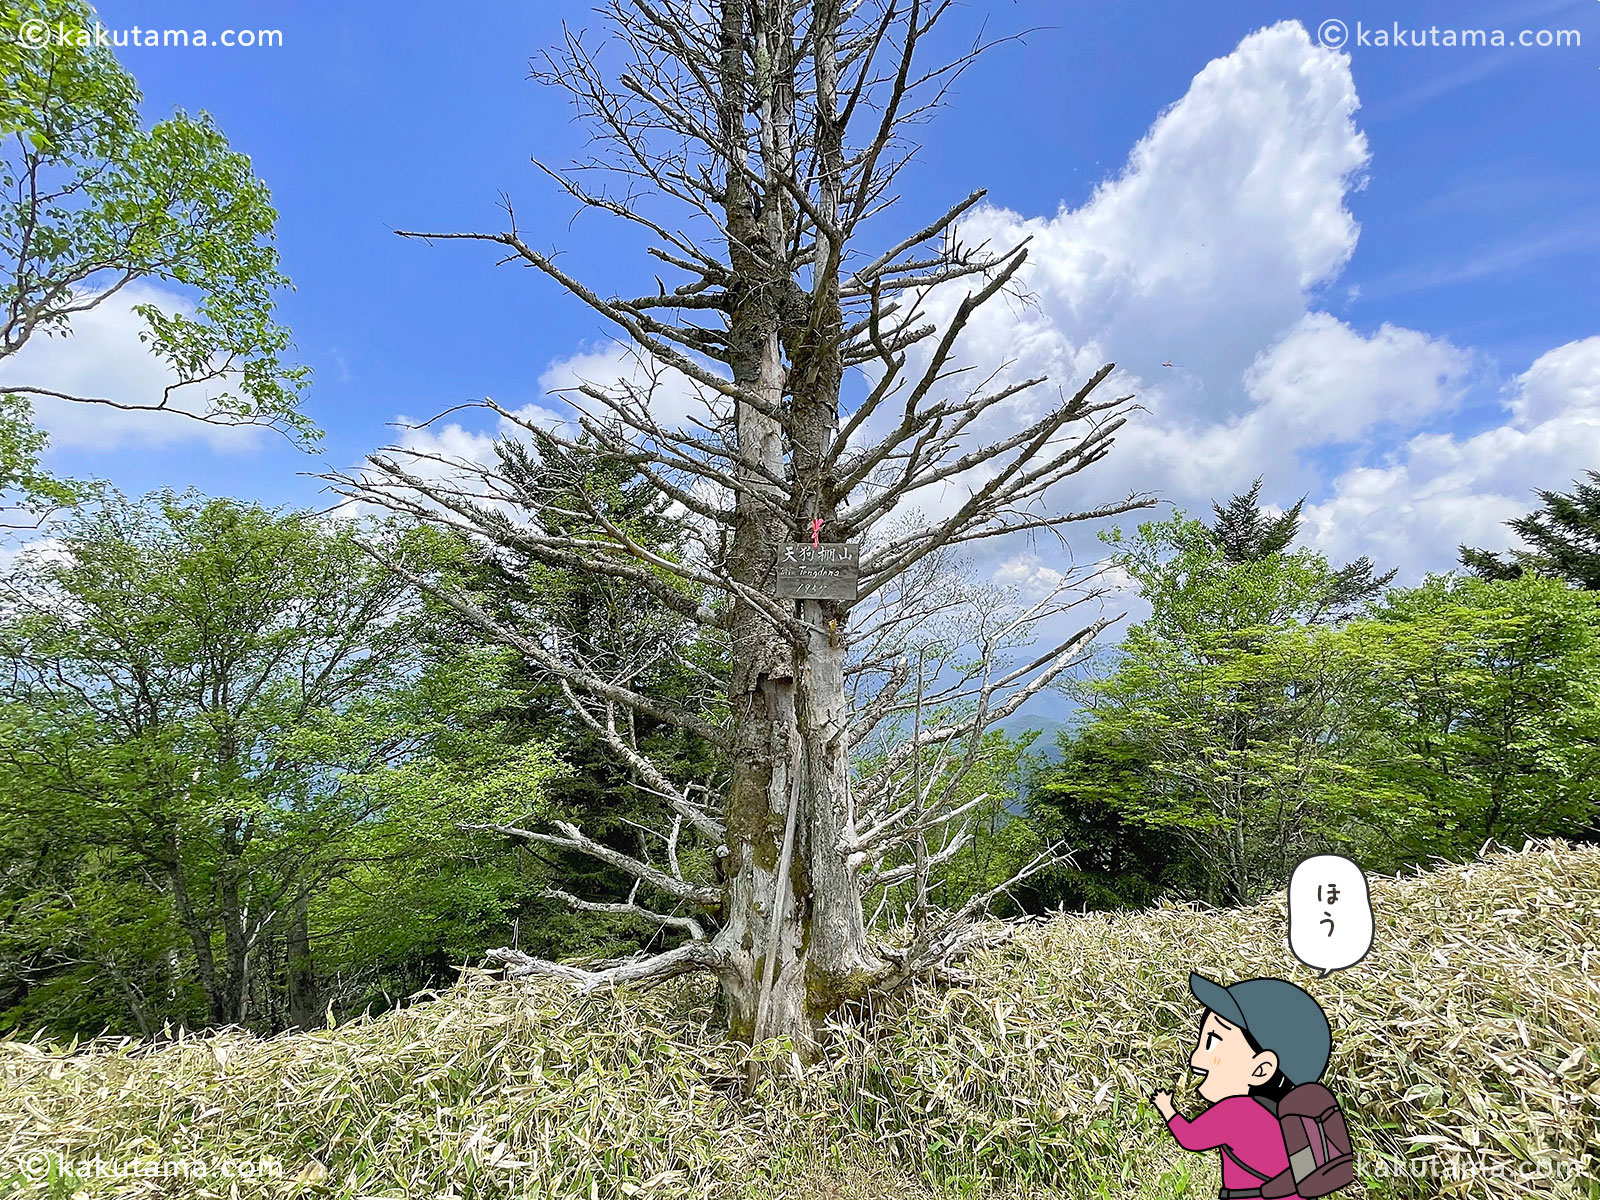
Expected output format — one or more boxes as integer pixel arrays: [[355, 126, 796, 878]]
[[360, 18, 1590, 619], [370, 339, 721, 505], [537, 343, 721, 435], [1091, 316, 1473, 510], [858, 20, 1380, 563], [0, 283, 264, 453], [1240, 313, 1474, 445], [838, 17, 1376, 544], [992, 552, 1067, 598], [362, 339, 739, 537], [1302, 336, 1600, 573], [944, 18, 1372, 424], [1507, 335, 1600, 427], [390, 399, 570, 469], [849, 18, 1589, 603], [331, 398, 574, 526]]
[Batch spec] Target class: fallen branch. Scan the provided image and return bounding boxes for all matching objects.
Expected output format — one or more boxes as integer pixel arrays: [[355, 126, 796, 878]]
[[485, 940, 724, 992]]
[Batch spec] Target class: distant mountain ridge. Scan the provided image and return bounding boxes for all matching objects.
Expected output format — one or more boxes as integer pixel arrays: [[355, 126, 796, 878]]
[[992, 713, 1072, 814], [993, 713, 1070, 761]]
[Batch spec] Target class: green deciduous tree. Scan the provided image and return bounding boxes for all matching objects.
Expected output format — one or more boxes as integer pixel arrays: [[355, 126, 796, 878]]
[[1020, 724, 1203, 912], [0, 493, 553, 1036], [0, 0, 311, 524], [1337, 573, 1600, 867], [0, 392, 81, 527], [1074, 507, 1382, 904]]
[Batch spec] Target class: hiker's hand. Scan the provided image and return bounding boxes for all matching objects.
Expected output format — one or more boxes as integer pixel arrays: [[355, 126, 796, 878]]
[[1150, 1088, 1176, 1120]]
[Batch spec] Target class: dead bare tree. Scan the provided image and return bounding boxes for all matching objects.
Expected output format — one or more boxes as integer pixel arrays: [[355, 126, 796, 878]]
[[326, 0, 1150, 1058]]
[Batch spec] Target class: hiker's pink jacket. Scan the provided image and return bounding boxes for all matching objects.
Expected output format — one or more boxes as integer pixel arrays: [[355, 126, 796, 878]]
[[1166, 1095, 1290, 1188]]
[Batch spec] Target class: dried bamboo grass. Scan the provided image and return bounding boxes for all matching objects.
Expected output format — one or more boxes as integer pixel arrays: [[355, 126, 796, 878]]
[[2, 839, 1596, 1199]]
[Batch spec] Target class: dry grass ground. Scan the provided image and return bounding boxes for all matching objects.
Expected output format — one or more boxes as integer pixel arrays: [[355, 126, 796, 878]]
[[2, 839, 1597, 1199]]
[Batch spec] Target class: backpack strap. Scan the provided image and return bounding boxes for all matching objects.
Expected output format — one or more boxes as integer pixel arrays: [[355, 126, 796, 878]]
[[1221, 1145, 1272, 1183]]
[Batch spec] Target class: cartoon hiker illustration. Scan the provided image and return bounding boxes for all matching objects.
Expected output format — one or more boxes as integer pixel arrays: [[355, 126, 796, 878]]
[[1150, 972, 1354, 1198]]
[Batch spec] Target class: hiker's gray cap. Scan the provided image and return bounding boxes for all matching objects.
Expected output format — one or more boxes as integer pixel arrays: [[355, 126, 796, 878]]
[[1189, 972, 1331, 1085]]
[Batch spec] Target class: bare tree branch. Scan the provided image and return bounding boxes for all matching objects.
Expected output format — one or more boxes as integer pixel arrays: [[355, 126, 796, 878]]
[[487, 939, 724, 991], [335, 0, 1148, 1051], [542, 885, 708, 940], [461, 820, 722, 910]]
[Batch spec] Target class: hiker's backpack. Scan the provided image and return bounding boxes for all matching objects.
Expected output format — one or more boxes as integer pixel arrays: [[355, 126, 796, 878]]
[[1221, 1082, 1355, 1198]]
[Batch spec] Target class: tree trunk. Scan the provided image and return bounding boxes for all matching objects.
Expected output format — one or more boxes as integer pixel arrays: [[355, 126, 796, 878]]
[[714, 248, 873, 1051], [218, 816, 250, 1025], [707, 0, 882, 1057], [286, 890, 320, 1031], [795, 614, 878, 1001], [164, 827, 226, 1026], [717, 633, 879, 1054]]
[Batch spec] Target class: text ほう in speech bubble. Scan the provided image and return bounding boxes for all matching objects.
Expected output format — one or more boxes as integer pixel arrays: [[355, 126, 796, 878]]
[[1289, 854, 1373, 976]]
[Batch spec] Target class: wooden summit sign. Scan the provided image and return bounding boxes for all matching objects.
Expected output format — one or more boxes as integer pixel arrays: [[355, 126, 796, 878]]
[[774, 541, 859, 601]]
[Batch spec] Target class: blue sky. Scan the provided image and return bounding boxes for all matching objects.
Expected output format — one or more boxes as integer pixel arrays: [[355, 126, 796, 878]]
[[10, 0, 1600, 596]]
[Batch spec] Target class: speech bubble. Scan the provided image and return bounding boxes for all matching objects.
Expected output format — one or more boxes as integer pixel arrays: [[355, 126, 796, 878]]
[[1288, 854, 1373, 976]]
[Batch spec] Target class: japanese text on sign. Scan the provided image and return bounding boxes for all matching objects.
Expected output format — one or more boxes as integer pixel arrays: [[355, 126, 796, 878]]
[[774, 541, 859, 600]]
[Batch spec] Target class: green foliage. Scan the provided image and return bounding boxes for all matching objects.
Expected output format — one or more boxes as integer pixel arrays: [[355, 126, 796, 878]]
[[0, 0, 312, 518], [1102, 505, 1379, 638], [452, 436, 727, 946], [1335, 573, 1600, 868], [1068, 511, 1378, 903], [1021, 724, 1202, 911], [0, 490, 561, 1037], [0, 394, 86, 527], [1031, 493, 1600, 913], [0, 439, 737, 1038]]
